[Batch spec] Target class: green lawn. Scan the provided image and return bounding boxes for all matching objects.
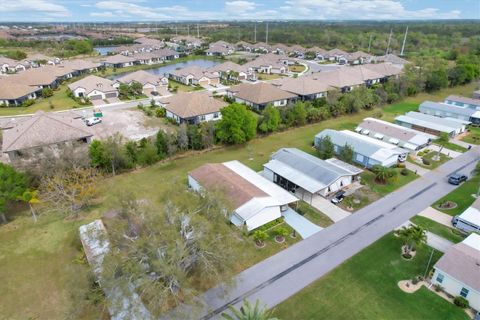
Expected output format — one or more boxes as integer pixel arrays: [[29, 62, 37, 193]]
[[296, 201, 334, 228], [410, 216, 466, 244], [408, 151, 451, 170], [432, 174, 480, 216], [360, 168, 418, 196], [273, 234, 468, 320], [462, 126, 480, 145], [289, 64, 307, 73], [381, 102, 419, 121], [168, 79, 202, 92], [437, 142, 467, 153], [257, 73, 284, 80]]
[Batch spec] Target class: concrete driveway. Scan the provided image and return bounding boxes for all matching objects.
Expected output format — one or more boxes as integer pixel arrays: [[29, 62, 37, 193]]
[[418, 207, 455, 228], [282, 208, 322, 239], [310, 195, 351, 222], [427, 145, 462, 158]]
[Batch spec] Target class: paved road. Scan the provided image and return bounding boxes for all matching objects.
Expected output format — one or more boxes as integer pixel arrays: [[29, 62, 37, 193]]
[[188, 147, 479, 319]]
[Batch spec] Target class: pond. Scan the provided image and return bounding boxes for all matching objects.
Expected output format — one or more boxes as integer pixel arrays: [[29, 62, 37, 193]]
[[109, 59, 221, 80], [94, 46, 118, 56]]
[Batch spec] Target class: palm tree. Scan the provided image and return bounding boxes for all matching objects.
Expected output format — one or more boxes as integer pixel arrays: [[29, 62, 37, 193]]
[[372, 165, 389, 184], [433, 132, 449, 161], [18, 190, 40, 223], [395, 226, 413, 253], [222, 300, 278, 320], [395, 225, 427, 254]]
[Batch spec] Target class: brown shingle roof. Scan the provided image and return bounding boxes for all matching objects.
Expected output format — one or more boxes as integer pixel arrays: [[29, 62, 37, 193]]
[[102, 54, 136, 64], [2, 111, 92, 153], [160, 91, 227, 119], [0, 78, 38, 100], [189, 163, 267, 209], [8, 68, 58, 87], [116, 70, 164, 86], [271, 76, 332, 96], [170, 65, 217, 80], [228, 82, 297, 105], [68, 75, 117, 94]]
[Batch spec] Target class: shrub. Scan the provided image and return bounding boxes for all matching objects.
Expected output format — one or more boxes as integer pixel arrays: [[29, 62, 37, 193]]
[[252, 230, 268, 244], [401, 168, 409, 176], [402, 253, 412, 259], [422, 158, 431, 165], [411, 277, 419, 285], [273, 227, 289, 237], [434, 284, 443, 292], [41, 87, 54, 98], [21, 99, 35, 107], [155, 108, 165, 118], [397, 162, 406, 168], [453, 296, 469, 308]]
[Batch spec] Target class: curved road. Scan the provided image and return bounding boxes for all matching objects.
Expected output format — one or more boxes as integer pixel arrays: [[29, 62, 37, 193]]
[[186, 147, 479, 319]]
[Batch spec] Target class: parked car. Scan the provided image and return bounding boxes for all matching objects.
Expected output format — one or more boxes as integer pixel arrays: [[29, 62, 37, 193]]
[[448, 173, 467, 185], [150, 91, 159, 96], [85, 117, 102, 126], [451, 216, 459, 226], [331, 190, 346, 204]]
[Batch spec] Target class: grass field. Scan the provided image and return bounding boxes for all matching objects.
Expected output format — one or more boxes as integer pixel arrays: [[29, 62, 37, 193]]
[[410, 215, 466, 244], [360, 168, 418, 196], [408, 152, 451, 170], [0, 83, 475, 319], [432, 174, 480, 216], [296, 201, 334, 228], [273, 234, 468, 320], [257, 73, 284, 80], [289, 64, 307, 73], [438, 142, 467, 153], [462, 126, 480, 145]]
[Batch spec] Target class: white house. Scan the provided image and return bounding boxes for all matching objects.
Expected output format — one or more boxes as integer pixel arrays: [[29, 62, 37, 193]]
[[68, 75, 118, 101], [114, 70, 168, 95], [453, 198, 480, 234], [168, 65, 219, 87], [188, 160, 298, 231], [263, 148, 362, 200], [432, 233, 480, 312]]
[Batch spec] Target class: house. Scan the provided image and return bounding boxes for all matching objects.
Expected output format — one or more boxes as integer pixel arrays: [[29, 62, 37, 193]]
[[1, 111, 92, 164], [101, 54, 136, 68], [171, 36, 203, 48], [263, 148, 362, 200], [307, 46, 329, 61], [0, 57, 30, 73], [68, 75, 118, 101], [9, 67, 60, 89], [134, 37, 164, 48], [154, 48, 179, 61], [271, 43, 290, 55], [395, 111, 467, 137], [432, 233, 480, 312], [206, 41, 235, 56], [356, 117, 435, 151], [159, 91, 226, 124], [314, 129, 408, 168], [243, 55, 289, 75], [130, 52, 158, 65], [362, 62, 402, 79], [114, 70, 168, 95], [188, 160, 298, 231], [326, 48, 349, 64], [61, 59, 102, 75], [420, 101, 480, 125], [444, 95, 480, 110], [0, 78, 39, 106], [453, 198, 480, 234], [288, 45, 306, 58], [270, 76, 332, 100], [346, 51, 372, 65], [310, 68, 365, 92], [236, 41, 253, 52], [168, 65, 219, 87], [251, 42, 271, 53], [26, 53, 60, 67], [226, 82, 298, 111], [375, 54, 409, 68], [207, 61, 249, 81]]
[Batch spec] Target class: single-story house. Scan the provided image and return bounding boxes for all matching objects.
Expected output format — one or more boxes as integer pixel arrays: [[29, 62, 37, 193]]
[[154, 48, 180, 61], [356, 117, 435, 151], [395, 111, 467, 137], [0, 78, 39, 106], [0, 57, 30, 73], [171, 36, 203, 48], [236, 41, 253, 52], [101, 54, 136, 68], [432, 233, 480, 312], [326, 48, 349, 63], [263, 148, 362, 200], [315, 129, 408, 168], [25, 53, 60, 67], [243, 55, 288, 75], [9, 68, 60, 89], [251, 42, 272, 53], [307, 46, 329, 61], [61, 59, 102, 75], [271, 44, 290, 55], [207, 61, 249, 81], [68, 75, 118, 101], [346, 51, 372, 65], [159, 91, 226, 124], [168, 65, 219, 87], [1, 110, 92, 164], [226, 82, 298, 111], [206, 41, 235, 56], [310, 68, 365, 92], [362, 62, 403, 78], [288, 45, 306, 58], [453, 198, 480, 234], [374, 54, 410, 68], [270, 76, 332, 100], [420, 101, 480, 125], [114, 70, 168, 95], [188, 160, 298, 231], [444, 95, 480, 110]]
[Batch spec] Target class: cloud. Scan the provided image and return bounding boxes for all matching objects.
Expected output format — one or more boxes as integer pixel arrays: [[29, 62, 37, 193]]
[[94, 1, 173, 19], [225, 1, 257, 13], [0, 0, 70, 17]]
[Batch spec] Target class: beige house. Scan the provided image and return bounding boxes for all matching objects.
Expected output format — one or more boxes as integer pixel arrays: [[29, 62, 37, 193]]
[[0, 78, 39, 106], [159, 91, 226, 124], [1, 111, 92, 166], [168, 65, 219, 87], [271, 76, 333, 100], [227, 82, 298, 110], [207, 61, 249, 81], [68, 75, 118, 101], [101, 54, 136, 68], [114, 70, 168, 95]]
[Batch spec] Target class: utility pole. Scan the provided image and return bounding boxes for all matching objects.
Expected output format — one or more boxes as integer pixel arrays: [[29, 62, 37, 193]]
[[187, 24, 190, 36], [385, 28, 392, 55], [254, 22, 257, 43], [423, 248, 435, 279], [197, 24, 199, 38], [400, 26, 409, 56], [265, 22, 269, 45], [175, 25, 178, 36], [368, 34, 373, 53]]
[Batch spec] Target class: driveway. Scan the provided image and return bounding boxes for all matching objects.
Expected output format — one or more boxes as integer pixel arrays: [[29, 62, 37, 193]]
[[425, 231, 454, 252], [418, 207, 455, 228], [427, 145, 462, 158], [310, 195, 351, 222], [282, 208, 322, 239], [405, 161, 430, 176]]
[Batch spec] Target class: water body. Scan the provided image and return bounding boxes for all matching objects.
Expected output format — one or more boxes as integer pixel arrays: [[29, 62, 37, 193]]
[[94, 46, 118, 56], [109, 59, 221, 80]]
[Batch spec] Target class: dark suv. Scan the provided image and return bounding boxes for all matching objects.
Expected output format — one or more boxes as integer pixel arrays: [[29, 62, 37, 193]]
[[331, 190, 346, 204], [448, 173, 468, 185]]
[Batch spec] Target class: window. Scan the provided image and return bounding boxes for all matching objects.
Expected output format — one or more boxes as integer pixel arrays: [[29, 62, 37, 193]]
[[460, 287, 469, 298], [436, 273, 444, 284], [213, 112, 219, 119]]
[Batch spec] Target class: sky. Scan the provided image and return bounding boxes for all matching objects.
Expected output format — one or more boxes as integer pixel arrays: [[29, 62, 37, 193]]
[[0, 0, 479, 22]]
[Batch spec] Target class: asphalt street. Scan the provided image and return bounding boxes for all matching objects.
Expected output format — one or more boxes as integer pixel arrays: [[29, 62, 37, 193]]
[[191, 147, 479, 319]]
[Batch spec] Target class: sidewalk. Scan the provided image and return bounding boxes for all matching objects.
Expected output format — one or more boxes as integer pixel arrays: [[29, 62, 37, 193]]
[[405, 161, 430, 176], [310, 195, 351, 222], [425, 231, 454, 252], [418, 207, 454, 228]]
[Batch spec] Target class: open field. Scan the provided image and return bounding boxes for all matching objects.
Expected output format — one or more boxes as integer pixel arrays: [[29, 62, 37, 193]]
[[410, 215, 466, 244], [0, 83, 475, 319], [273, 234, 469, 320], [432, 174, 480, 216], [462, 126, 480, 145]]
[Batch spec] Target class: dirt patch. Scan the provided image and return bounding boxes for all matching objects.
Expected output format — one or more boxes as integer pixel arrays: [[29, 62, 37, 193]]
[[398, 280, 425, 293], [436, 201, 458, 210]]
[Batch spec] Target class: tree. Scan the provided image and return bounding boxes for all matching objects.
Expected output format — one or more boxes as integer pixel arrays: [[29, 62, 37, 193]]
[[177, 123, 189, 150], [316, 135, 334, 160], [222, 300, 279, 320], [338, 144, 354, 163], [18, 190, 40, 222], [216, 103, 257, 144], [130, 81, 143, 96], [395, 225, 427, 254], [41, 88, 53, 98], [433, 132, 449, 161], [200, 121, 216, 148], [286, 101, 307, 126], [103, 133, 129, 175], [0, 164, 27, 224], [258, 105, 281, 133], [252, 230, 268, 246], [187, 124, 204, 150], [372, 165, 390, 183], [89, 140, 107, 168], [155, 130, 168, 158], [137, 140, 158, 166]]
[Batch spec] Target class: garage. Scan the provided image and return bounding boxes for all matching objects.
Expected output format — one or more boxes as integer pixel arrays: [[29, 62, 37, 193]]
[[105, 92, 118, 98], [198, 79, 210, 87], [89, 94, 103, 100]]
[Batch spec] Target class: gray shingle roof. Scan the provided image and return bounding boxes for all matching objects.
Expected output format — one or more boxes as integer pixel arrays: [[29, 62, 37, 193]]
[[420, 101, 476, 117]]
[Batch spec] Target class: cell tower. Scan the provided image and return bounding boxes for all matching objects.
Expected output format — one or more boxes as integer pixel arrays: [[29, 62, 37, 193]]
[[400, 26, 409, 56]]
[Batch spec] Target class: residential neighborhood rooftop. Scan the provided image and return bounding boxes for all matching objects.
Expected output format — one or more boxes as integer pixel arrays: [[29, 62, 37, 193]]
[[228, 82, 297, 104]]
